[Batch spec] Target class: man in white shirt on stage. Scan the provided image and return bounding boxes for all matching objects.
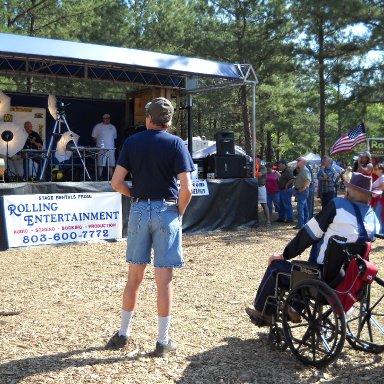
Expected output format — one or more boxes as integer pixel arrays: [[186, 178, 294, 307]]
[[92, 113, 117, 181]]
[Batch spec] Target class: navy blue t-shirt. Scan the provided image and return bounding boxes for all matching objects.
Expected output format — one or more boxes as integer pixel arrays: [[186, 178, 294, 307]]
[[117, 130, 194, 199]]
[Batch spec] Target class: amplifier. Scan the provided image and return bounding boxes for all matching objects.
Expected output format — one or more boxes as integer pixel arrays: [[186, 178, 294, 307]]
[[215, 131, 235, 156], [214, 155, 247, 178]]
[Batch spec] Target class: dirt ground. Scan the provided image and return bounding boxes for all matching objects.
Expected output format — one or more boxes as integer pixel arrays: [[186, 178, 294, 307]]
[[1, 205, 384, 384]]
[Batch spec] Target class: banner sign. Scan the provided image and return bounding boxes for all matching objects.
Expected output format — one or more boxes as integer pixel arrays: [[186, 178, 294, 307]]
[[368, 138, 384, 156], [3, 192, 122, 248], [192, 179, 209, 196]]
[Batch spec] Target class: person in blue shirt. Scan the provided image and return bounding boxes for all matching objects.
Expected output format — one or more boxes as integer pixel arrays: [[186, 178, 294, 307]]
[[245, 172, 380, 326], [106, 97, 194, 357]]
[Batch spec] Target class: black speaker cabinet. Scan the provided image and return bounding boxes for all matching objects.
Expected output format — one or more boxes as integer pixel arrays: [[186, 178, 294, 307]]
[[215, 155, 247, 178], [215, 131, 235, 156]]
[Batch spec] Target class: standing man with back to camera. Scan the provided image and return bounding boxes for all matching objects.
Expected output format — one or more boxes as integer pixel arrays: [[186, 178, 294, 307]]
[[107, 97, 194, 357], [92, 113, 117, 180]]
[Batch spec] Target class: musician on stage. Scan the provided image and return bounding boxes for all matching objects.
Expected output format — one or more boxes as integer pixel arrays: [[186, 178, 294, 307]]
[[23, 121, 43, 150], [22, 121, 43, 179]]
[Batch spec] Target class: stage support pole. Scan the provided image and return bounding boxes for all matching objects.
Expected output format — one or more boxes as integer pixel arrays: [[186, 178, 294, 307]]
[[187, 94, 193, 155], [252, 83, 256, 177]]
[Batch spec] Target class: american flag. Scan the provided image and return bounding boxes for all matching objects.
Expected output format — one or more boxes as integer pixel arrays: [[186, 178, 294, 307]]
[[330, 123, 367, 155]]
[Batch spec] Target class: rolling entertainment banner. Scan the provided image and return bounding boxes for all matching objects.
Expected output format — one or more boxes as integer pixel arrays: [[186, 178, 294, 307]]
[[368, 138, 384, 157], [3, 192, 122, 248]]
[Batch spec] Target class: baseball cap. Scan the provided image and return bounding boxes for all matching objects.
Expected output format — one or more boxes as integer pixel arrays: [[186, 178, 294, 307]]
[[297, 156, 306, 161], [103, 114, 110, 119], [278, 159, 286, 165], [145, 97, 174, 126]]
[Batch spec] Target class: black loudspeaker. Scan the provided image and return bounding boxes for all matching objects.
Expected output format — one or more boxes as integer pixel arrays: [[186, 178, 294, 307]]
[[215, 155, 247, 178], [216, 131, 235, 156]]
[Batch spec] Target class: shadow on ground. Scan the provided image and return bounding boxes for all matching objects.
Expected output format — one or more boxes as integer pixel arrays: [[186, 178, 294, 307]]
[[176, 336, 384, 384], [0, 346, 139, 384]]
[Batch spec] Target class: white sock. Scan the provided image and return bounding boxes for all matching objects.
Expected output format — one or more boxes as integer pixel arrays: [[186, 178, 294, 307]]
[[157, 315, 171, 345], [119, 309, 134, 337]]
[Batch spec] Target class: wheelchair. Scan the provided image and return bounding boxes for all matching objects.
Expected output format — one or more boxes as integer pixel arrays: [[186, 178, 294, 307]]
[[260, 236, 384, 367]]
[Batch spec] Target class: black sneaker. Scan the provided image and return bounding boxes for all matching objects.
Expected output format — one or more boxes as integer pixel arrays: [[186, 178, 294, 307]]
[[155, 339, 177, 357], [106, 331, 136, 351]]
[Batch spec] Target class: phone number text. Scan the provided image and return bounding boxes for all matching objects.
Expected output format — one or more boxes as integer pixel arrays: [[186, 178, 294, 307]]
[[22, 230, 109, 244]]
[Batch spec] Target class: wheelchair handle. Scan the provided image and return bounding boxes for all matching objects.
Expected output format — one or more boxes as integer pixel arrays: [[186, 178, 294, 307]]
[[374, 274, 384, 287]]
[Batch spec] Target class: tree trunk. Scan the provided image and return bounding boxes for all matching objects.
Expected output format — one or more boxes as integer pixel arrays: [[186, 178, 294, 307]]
[[318, 21, 326, 158], [266, 130, 272, 162]]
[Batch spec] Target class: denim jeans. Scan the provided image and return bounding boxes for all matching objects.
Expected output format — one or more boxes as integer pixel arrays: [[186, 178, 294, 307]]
[[307, 185, 314, 220], [254, 260, 292, 315], [295, 189, 309, 228], [267, 192, 280, 215], [127, 200, 183, 268], [374, 202, 383, 234], [278, 188, 293, 222]]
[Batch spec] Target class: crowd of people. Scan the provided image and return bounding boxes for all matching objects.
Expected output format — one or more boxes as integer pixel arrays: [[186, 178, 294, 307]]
[[257, 156, 316, 230], [256, 151, 384, 233]]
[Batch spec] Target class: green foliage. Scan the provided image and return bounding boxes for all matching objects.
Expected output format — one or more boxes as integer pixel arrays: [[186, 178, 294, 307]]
[[0, 0, 382, 162]]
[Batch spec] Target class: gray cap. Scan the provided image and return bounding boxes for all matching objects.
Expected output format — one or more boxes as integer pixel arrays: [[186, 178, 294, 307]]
[[145, 97, 174, 126]]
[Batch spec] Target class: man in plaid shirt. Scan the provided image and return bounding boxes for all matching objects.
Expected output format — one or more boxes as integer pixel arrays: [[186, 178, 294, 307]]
[[318, 156, 337, 208]]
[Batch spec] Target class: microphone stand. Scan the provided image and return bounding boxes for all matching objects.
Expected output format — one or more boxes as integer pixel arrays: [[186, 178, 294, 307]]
[[39, 109, 91, 182]]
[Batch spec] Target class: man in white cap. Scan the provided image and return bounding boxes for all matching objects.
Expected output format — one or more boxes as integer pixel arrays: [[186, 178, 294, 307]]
[[106, 97, 194, 357], [91, 113, 117, 180]]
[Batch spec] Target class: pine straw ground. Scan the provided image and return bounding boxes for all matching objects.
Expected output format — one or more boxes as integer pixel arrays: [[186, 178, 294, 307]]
[[1, 209, 384, 384]]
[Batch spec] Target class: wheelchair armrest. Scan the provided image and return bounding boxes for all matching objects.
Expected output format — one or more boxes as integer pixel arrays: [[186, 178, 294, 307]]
[[291, 260, 321, 272], [290, 260, 322, 289]]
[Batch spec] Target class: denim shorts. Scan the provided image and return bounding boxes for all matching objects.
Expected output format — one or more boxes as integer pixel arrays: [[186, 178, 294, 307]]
[[126, 200, 184, 268]]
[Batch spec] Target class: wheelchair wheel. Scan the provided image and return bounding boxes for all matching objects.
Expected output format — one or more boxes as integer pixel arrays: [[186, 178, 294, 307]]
[[346, 284, 384, 353], [269, 324, 288, 351], [282, 279, 346, 367]]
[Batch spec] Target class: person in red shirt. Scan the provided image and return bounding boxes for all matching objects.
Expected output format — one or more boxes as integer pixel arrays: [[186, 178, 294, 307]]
[[265, 162, 280, 216]]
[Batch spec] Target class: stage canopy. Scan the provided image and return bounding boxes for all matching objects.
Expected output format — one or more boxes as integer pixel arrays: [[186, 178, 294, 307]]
[[0, 33, 256, 91], [0, 33, 258, 167]]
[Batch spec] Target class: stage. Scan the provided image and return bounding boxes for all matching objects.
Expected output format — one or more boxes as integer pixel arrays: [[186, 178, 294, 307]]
[[0, 178, 259, 250]]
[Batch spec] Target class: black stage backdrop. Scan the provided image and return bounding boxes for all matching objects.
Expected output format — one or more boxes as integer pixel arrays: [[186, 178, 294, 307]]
[[5, 92, 130, 154], [0, 178, 259, 250]]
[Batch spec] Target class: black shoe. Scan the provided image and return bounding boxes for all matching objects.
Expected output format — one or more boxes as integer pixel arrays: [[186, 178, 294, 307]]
[[106, 331, 137, 351], [155, 339, 177, 357], [292, 225, 302, 229], [274, 218, 285, 223]]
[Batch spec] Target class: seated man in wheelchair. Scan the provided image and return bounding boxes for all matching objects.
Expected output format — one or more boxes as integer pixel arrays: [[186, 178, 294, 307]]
[[246, 172, 381, 326]]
